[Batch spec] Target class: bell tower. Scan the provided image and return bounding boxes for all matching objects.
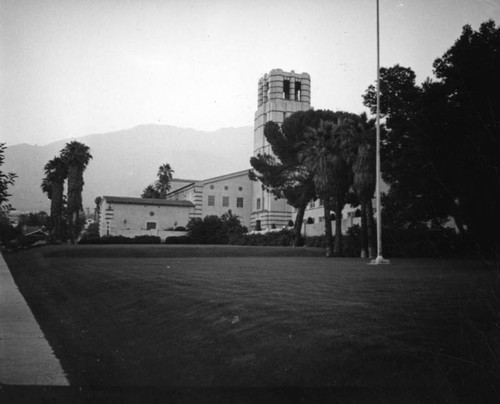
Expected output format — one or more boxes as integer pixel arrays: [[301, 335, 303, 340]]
[[251, 69, 311, 230]]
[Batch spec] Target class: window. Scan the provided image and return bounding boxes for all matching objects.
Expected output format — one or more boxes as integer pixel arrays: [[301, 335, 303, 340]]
[[146, 222, 157, 230], [210, 185, 214, 190], [283, 78, 290, 100], [236, 197, 244, 208], [224, 186, 228, 190], [295, 81, 302, 101], [256, 198, 261, 210], [223, 196, 229, 207], [208, 195, 215, 206], [309, 201, 315, 209]]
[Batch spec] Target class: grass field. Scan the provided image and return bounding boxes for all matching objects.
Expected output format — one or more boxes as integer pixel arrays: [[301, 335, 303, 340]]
[[3, 245, 500, 402]]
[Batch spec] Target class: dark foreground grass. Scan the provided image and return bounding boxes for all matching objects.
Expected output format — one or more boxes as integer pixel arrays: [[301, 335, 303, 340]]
[[3, 245, 500, 403]]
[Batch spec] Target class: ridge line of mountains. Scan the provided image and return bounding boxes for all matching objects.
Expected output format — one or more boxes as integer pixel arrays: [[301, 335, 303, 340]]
[[4, 124, 254, 213]]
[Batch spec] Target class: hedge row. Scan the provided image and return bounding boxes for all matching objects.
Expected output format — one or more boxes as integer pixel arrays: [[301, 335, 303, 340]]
[[78, 225, 464, 258], [79, 235, 161, 245], [228, 229, 295, 247]]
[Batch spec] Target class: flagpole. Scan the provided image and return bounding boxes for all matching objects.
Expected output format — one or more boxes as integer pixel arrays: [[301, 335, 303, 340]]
[[370, 0, 390, 265]]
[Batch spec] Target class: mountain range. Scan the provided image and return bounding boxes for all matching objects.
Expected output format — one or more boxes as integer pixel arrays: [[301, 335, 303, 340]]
[[3, 125, 254, 213]]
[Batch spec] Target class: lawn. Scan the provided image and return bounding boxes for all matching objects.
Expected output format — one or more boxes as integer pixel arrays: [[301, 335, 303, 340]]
[[3, 245, 500, 402]]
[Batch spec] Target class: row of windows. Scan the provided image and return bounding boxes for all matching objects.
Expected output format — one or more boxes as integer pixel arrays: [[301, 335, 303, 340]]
[[209, 185, 244, 191], [208, 195, 244, 208]]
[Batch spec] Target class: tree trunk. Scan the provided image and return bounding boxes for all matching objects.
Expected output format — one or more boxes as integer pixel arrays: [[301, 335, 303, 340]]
[[51, 181, 64, 241], [360, 203, 368, 258], [323, 202, 333, 257], [366, 200, 376, 258], [334, 201, 344, 256], [72, 211, 78, 244], [293, 202, 307, 247]]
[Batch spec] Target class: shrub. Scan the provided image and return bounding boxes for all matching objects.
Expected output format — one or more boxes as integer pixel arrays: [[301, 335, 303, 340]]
[[134, 235, 161, 244], [165, 235, 194, 244], [174, 226, 186, 231], [304, 235, 325, 249], [382, 224, 461, 258], [0, 221, 19, 245], [187, 210, 247, 244], [343, 225, 362, 257], [229, 229, 294, 247]]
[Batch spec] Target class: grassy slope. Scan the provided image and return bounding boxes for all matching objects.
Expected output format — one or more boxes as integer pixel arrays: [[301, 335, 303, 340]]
[[3, 245, 500, 401]]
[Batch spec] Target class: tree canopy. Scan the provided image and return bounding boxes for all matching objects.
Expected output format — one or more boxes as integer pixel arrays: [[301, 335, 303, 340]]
[[250, 109, 371, 252], [0, 143, 17, 213], [155, 163, 174, 198], [142, 163, 174, 199], [363, 20, 500, 255]]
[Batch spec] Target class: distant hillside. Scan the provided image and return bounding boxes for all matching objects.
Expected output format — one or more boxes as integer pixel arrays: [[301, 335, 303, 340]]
[[3, 125, 253, 213]]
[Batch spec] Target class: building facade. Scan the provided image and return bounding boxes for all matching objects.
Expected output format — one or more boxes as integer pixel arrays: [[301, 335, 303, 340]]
[[166, 170, 253, 229], [98, 196, 194, 239], [251, 69, 311, 230]]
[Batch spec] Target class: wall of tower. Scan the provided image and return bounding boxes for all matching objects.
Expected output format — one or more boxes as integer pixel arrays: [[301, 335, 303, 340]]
[[251, 69, 311, 230]]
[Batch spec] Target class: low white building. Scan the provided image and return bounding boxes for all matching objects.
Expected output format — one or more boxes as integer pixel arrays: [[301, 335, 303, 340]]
[[98, 196, 194, 239], [97, 170, 253, 240], [295, 201, 362, 237]]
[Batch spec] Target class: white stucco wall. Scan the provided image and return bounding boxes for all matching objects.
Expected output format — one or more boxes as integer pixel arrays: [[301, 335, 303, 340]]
[[99, 198, 193, 239], [201, 173, 253, 228]]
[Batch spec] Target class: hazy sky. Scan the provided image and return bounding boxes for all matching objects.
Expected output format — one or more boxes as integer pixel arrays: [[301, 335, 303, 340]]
[[1, 0, 499, 146]]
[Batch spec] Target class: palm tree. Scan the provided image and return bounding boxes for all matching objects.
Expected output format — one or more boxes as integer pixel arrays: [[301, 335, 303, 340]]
[[352, 114, 377, 258], [141, 185, 161, 199], [302, 119, 353, 257], [302, 121, 335, 256], [154, 163, 174, 198], [41, 156, 67, 240], [60, 141, 92, 242]]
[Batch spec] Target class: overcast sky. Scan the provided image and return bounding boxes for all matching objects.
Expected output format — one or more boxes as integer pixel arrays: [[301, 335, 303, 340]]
[[1, 0, 499, 146]]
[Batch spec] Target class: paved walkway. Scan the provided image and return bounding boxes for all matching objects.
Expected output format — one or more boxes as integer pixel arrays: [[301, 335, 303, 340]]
[[0, 252, 69, 385]]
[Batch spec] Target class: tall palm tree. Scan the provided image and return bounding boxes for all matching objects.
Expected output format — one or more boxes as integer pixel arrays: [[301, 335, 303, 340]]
[[353, 143, 376, 258], [302, 119, 353, 257], [41, 156, 67, 240], [353, 114, 377, 258], [154, 163, 174, 198], [60, 141, 92, 242]]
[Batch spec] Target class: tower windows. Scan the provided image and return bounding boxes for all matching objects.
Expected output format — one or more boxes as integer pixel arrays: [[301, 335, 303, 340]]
[[295, 81, 302, 101], [283, 78, 290, 100]]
